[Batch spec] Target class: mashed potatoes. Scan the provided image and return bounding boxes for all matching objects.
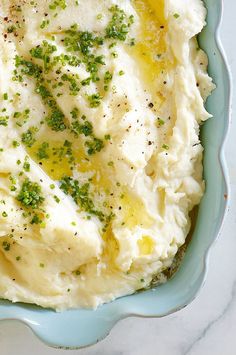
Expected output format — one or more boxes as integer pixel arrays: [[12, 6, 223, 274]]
[[0, 0, 214, 310]]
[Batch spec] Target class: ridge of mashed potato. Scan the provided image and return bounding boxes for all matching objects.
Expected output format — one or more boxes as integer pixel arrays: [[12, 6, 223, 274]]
[[0, 0, 214, 310]]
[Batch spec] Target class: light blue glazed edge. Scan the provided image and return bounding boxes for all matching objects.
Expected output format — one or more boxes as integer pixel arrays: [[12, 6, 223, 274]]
[[0, 0, 231, 349]]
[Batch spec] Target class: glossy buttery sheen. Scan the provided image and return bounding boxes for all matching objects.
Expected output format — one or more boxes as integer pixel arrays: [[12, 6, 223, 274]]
[[0, 0, 214, 310]]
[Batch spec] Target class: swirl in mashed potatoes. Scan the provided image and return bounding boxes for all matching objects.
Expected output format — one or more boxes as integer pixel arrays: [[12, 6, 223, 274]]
[[0, 0, 214, 310]]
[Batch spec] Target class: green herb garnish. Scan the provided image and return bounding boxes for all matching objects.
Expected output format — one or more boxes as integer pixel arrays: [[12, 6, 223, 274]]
[[17, 178, 44, 209]]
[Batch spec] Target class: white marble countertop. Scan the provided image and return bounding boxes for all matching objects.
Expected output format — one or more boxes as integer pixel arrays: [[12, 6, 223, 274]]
[[1, 1, 236, 354]]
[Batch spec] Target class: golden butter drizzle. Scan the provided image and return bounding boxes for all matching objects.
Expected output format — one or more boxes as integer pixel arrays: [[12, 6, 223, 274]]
[[130, 0, 169, 102], [25, 0, 169, 232]]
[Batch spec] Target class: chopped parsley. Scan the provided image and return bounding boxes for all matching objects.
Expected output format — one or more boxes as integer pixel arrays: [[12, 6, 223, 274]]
[[70, 112, 104, 155], [87, 93, 102, 108], [59, 176, 105, 221], [14, 58, 67, 132], [49, 0, 67, 10], [12, 140, 20, 148], [61, 73, 80, 95], [23, 160, 31, 172], [46, 108, 66, 131], [53, 195, 60, 203], [35, 85, 67, 131], [104, 134, 111, 140], [40, 20, 50, 29], [85, 137, 104, 155], [104, 70, 113, 91], [64, 28, 103, 55], [37, 142, 50, 159], [13, 109, 30, 127], [21, 127, 38, 147], [71, 117, 93, 137], [105, 5, 134, 41], [15, 56, 43, 79], [157, 118, 165, 126], [17, 178, 44, 209], [52, 53, 81, 67], [30, 41, 57, 71], [0, 116, 9, 126], [31, 214, 43, 224]]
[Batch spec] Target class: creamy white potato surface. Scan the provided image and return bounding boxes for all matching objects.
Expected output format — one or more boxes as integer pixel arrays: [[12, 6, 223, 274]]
[[0, 0, 214, 310]]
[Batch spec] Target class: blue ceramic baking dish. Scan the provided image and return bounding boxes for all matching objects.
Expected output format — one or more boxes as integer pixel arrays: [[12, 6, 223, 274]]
[[0, 0, 231, 349]]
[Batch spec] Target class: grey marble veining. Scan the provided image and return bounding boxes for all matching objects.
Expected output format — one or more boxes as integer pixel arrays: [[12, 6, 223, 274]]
[[1, 1, 236, 354]]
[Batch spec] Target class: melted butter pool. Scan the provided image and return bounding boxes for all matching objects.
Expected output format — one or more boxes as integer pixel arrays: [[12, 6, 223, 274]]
[[28, 137, 111, 192], [130, 0, 170, 101]]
